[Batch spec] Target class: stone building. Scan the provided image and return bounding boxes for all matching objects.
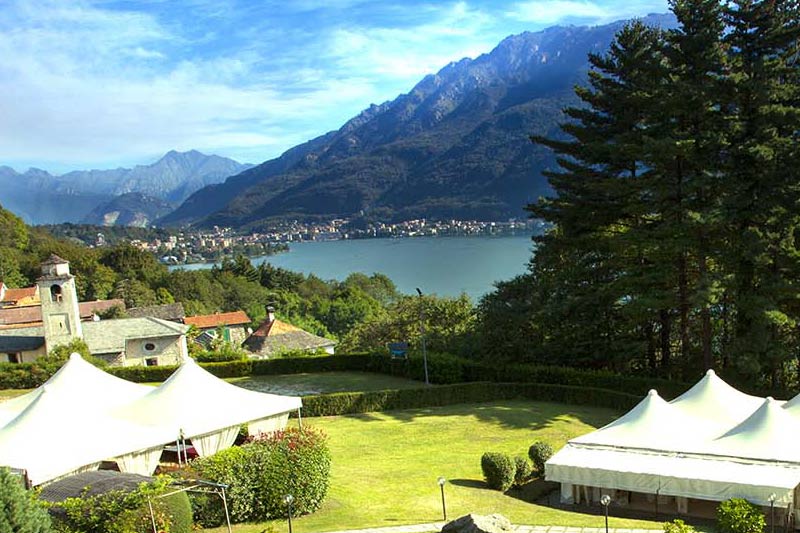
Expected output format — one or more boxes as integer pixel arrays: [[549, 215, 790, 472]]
[[0, 255, 189, 366]]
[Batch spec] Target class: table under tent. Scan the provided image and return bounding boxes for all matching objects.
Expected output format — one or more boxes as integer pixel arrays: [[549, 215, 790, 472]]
[[546, 370, 800, 527], [0, 353, 302, 487]]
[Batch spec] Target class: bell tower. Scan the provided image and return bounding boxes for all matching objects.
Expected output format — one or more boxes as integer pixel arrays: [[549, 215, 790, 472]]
[[38, 254, 83, 352]]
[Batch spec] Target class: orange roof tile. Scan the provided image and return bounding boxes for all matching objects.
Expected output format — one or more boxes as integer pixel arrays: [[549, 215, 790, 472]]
[[2, 286, 38, 304], [185, 311, 251, 329]]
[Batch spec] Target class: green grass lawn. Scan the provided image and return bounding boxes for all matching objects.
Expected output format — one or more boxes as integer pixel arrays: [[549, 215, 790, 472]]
[[0, 389, 30, 401], [0, 371, 424, 400], [209, 400, 666, 533], [228, 371, 425, 395]]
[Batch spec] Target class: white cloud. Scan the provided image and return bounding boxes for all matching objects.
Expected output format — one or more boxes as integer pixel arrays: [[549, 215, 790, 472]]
[[506, 0, 667, 24]]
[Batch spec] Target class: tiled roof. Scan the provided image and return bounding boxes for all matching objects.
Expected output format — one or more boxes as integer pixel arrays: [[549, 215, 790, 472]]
[[185, 311, 251, 329], [244, 318, 335, 356], [2, 286, 37, 304], [0, 325, 45, 352], [0, 299, 125, 327], [83, 317, 189, 354], [41, 254, 68, 265], [127, 303, 185, 322]]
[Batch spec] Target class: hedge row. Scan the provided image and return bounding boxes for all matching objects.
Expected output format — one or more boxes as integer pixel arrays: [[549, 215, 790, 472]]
[[0, 352, 690, 400], [296, 382, 642, 417]]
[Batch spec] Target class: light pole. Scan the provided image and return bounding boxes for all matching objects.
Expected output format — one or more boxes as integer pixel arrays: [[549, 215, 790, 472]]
[[416, 288, 430, 385], [283, 494, 295, 533], [438, 477, 447, 521], [769, 493, 777, 533], [601, 494, 611, 533]]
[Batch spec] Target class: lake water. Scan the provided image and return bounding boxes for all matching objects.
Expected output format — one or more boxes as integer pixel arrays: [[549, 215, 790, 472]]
[[176, 235, 535, 301]]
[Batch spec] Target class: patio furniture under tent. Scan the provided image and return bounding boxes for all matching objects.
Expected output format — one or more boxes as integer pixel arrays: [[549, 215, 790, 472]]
[[114, 356, 302, 457], [0, 353, 152, 428], [546, 370, 800, 521], [0, 385, 176, 486]]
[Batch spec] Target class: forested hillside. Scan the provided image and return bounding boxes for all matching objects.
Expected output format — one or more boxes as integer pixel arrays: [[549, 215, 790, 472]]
[[477, 0, 800, 392]]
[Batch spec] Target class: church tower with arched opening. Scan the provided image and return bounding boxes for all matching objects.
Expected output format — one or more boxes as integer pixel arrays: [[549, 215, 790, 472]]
[[37, 254, 83, 352]]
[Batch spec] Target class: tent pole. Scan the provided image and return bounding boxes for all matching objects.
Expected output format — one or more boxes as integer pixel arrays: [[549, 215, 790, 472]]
[[221, 486, 233, 533], [297, 408, 303, 430], [176, 438, 182, 466], [147, 496, 158, 533]]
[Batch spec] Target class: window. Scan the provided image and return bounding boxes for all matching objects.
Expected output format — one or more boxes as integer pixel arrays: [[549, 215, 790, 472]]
[[145, 357, 159, 366], [6, 353, 20, 364], [144, 342, 156, 352], [50, 284, 63, 303]]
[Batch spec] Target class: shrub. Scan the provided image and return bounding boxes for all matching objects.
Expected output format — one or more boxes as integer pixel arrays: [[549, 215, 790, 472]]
[[664, 519, 697, 533], [51, 478, 190, 533], [481, 452, 516, 492], [513, 456, 532, 487], [0, 467, 51, 533], [528, 441, 554, 476], [717, 498, 765, 533], [188, 427, 331, 525]]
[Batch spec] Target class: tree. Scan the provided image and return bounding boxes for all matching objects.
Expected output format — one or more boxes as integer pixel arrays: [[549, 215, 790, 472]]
[[0, 467, 51, 533]]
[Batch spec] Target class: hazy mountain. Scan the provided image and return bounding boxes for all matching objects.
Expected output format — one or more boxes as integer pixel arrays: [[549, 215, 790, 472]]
[[0, 150, 252, 225], [163, 14, 676, 229], [81, 192, 175, 227]]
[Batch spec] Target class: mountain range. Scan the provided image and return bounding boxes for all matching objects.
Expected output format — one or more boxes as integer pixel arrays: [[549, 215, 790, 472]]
[[0, 150, 251, 225], [162, 13, 676, 230]]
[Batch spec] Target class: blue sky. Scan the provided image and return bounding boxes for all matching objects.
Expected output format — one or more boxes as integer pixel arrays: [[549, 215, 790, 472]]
[[0, 0, 668, 173]]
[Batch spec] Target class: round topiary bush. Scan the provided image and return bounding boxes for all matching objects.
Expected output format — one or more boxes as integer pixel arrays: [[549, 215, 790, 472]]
[[528, 441, 554, 476], [189, 426, 331, 524], [480, 452, 516, 492], [0, 467, 51, 533], [513, 456, 532, 487], [717, 498, 765, 533]]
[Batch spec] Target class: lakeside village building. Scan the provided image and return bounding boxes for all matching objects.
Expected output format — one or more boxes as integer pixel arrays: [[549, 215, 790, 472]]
[[0, 255, 334, 365]]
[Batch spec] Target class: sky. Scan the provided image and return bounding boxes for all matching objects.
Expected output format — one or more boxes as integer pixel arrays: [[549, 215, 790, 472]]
[[0, 0, 668, 174]]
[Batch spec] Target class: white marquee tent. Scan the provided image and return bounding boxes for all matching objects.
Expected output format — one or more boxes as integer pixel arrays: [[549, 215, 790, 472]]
[[113, 356, 302, 457], [0, 353, 303, 485], [546, 370, 800, 513], [0, 385, 175, 486], [0, 353, 152, 427]]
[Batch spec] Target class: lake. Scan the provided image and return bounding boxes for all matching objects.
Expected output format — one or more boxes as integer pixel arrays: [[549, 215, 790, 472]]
[[175, 235, 535, 301]]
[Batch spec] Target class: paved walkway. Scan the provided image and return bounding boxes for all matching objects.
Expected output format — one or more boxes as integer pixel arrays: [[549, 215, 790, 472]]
[[322, 523, 664, 533]]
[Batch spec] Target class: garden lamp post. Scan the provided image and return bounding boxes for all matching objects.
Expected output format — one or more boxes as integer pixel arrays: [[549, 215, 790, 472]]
[[438, 477, 447, 521], [769, 493, 777, 533], [601, 494, 611, 533], [283, 494, 295, 533], [416, 288, 430, 385]]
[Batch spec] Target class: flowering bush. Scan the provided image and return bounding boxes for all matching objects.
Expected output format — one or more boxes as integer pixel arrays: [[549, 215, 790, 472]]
[[188, 426, 331, 526]]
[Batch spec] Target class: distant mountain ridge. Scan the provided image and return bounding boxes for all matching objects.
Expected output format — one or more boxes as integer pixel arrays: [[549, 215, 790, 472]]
[[163, 14, 676, 229], [0, 150, 252, 225], [81, 192, 175, 227]]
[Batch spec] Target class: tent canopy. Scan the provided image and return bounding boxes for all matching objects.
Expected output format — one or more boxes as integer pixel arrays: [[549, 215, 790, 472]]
[[547, 371, 800, 508], [572, 389, 713, 452], [0, 386, 174, 486], [114, 356, 302, 439], [670, 369, 762, 429], [0, 353, 151, 427]]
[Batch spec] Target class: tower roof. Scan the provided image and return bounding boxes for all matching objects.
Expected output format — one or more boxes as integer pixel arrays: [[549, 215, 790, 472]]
[[41, 254, 68, 266]]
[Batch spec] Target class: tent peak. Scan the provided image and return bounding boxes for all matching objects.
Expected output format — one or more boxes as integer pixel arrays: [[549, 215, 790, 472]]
[[705, 369, 716, 376], [69, 352, 82, 361]]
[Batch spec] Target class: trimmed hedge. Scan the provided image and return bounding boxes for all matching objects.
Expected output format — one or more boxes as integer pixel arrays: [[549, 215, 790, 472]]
[[297, 382, 641, 417], [481, 452, 515, 491], [1, 351, 690, 402]]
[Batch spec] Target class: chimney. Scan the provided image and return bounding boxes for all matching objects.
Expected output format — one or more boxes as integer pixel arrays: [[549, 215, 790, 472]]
[[266, 305, 275, 323]]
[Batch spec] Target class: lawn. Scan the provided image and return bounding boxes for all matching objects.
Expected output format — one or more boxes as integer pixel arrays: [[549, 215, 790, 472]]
[[0, 371, 424, 401], [228, 371, 424, 395], [210, 400, 666, 533]]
